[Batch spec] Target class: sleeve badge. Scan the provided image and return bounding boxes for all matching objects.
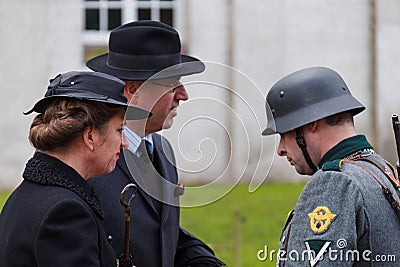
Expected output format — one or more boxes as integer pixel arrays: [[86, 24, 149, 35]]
[[308, 206, 337, 234]]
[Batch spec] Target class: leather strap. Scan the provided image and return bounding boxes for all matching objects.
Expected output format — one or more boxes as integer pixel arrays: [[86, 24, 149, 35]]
[[352, 157, 400, 195], [283, 210, 294, 253], [343, 159, 400, 218], [295, 128, 318, 173], [278, 210, 294, 267]]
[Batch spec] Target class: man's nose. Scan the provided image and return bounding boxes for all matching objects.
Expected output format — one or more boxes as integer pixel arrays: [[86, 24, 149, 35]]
[[277, 139, 286, 157], [174, 84, 189, 101]]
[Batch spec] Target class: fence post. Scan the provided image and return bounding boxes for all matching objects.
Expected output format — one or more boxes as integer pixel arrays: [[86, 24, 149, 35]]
[[233, 210, 245, 267]]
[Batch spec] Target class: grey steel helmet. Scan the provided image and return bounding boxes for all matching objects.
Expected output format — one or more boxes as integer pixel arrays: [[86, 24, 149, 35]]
[[262, 66, 365, 136]]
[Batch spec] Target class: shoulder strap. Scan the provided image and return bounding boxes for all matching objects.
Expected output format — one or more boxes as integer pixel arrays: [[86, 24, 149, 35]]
[[343, 159, 400, 218], [281, 210, 294, 256], [355, 157, 400, 190]]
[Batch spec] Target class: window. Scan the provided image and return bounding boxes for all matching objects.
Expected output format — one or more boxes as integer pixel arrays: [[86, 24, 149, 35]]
[[83, 0, 178, 61]]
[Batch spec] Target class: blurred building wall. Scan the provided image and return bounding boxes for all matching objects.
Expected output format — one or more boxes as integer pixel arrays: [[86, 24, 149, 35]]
[[0, 0, 399, 190], [0, 0, 82, 189]]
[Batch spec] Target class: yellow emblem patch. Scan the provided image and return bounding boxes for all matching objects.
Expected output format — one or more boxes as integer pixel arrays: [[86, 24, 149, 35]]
[[308, 206, 337, 234]]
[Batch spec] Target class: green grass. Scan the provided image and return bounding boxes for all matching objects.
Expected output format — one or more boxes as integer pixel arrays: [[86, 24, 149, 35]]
[[0, 191, 10, 210], [0, 182, 304, 267], [180, 183, 304, 267]]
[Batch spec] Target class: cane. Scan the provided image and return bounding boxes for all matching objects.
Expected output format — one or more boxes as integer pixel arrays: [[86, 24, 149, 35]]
[[118, 183, 137, 267]]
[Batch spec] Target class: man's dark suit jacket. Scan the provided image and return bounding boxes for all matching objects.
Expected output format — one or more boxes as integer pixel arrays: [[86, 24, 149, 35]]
[[89, 134, 224, 267], [0, 152, 116, 267]]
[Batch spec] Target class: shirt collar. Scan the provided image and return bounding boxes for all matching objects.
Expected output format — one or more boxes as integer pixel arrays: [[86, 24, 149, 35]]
[[124, 126, 153, 156], [318, 135, 373, 168]]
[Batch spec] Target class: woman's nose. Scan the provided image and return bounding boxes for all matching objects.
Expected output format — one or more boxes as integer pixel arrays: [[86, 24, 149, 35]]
[[121, 132, 129, 149]]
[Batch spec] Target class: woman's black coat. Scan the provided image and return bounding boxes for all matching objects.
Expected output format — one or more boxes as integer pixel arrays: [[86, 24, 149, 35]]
[[0, 152, 116, 267]]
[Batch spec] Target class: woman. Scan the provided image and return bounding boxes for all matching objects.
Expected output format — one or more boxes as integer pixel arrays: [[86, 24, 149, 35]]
[[0, 71, 149, 266]]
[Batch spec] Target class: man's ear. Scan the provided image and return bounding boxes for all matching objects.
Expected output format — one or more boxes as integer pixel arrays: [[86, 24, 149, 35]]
[[83, 126, 95, 151], [307, 121, 319, 133], [124, 84, 134, 98], [124, 82, 140, 104]]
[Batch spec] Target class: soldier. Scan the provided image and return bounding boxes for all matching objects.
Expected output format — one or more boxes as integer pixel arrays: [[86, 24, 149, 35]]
[[262, 66, 400, 266]]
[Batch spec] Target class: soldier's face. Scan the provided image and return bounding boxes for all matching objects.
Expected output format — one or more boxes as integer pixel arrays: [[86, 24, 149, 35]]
[[277, 130, 314, 175]]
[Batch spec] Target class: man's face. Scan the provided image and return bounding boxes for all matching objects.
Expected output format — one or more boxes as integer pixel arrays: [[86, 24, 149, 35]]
[[277, 130, 315, 175], [127, 77, 188, 134]]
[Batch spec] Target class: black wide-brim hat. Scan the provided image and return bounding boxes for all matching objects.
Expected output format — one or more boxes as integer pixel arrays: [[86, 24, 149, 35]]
[[24, 71, 151, 120], [86, 20, 205, 80]]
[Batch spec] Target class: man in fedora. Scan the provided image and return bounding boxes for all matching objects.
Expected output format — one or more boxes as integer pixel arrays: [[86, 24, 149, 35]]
[[87, 20, 225, 267]]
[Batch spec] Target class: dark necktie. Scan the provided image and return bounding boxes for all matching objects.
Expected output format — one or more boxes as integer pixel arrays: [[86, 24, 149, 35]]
[[139, 139, 153, 163], [145, 140, 153, 162], [138, 139, 162, 215]]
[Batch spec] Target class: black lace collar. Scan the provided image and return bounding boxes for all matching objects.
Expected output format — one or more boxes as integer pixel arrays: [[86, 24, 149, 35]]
[[22, 152, 104, 219]]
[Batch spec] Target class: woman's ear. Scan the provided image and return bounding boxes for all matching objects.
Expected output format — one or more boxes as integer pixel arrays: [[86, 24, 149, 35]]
[[82, 126, 95, 151]]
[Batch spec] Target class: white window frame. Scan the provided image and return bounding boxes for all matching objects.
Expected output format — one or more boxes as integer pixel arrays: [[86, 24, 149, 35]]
[[83, 0, 178, 46]]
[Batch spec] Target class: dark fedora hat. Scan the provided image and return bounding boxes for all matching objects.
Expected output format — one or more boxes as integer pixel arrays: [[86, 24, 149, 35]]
[[24, 71, 151, 120], [86, 20, 205, 80]]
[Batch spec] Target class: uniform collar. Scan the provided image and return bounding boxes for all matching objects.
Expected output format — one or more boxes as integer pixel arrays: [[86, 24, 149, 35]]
[[318, 135, 373, 169]]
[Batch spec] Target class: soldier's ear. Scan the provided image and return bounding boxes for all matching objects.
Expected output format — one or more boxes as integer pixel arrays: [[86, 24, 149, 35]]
[[307, 121, 319, 133]]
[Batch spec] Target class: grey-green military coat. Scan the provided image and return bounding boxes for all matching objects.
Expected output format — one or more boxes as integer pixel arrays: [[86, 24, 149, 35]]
[[278, 136, 400, 266]]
